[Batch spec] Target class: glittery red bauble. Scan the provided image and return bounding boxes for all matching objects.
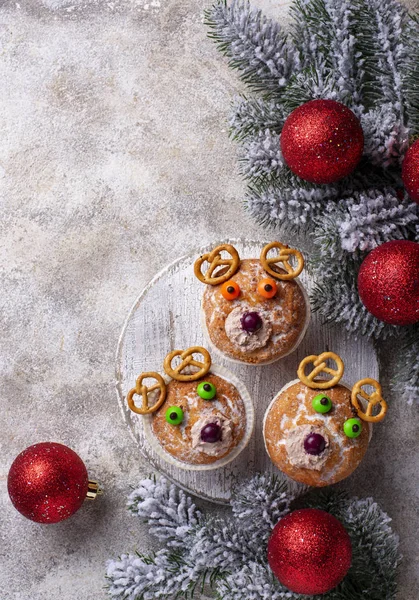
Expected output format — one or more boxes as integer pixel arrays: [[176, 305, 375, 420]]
[[280, 99, 364, 184], [267, 509, 352, 595], [358, 240, 419, 326], [402, 139, 419, 203], [7, 442, 89, 523]]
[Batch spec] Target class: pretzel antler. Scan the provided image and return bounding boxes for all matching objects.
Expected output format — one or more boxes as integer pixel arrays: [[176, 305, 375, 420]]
[[127, 372, 167, 415], [260, 242, 304, 281], [351, 378, 387, 423], [297, 351, 344, 389], [164, 346, 211, 381], [194, 244, 241, 285]]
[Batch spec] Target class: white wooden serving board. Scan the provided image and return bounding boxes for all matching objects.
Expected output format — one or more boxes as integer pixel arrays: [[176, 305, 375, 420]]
[[115, 240, 378, 504]]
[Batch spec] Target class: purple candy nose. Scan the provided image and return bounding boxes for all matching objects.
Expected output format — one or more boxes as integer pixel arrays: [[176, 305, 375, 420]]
[[241, 311, 263, 333], [201, 423, 222, 444], [304, 433, 326, 456]]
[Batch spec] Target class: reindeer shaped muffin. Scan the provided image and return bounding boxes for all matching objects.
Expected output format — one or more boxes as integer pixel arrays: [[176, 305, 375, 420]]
[[263, 351, 388, 486], [194, 242, 310, 365], [126, 346, 254, 469]]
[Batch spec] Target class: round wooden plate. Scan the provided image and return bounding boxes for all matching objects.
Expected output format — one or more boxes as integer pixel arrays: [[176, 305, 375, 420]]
[[115, 240, 378, 504]]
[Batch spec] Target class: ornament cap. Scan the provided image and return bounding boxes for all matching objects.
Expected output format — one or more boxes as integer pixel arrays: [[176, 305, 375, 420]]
[[86, 480, 103, 500]]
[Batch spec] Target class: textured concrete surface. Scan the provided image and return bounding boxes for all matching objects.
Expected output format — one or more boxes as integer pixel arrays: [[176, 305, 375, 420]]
[[0, 0, 418, 599]]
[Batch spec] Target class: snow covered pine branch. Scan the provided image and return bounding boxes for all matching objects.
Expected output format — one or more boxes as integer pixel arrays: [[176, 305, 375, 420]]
[[106, 475, 400, 599], [205, 0, 419, 400]]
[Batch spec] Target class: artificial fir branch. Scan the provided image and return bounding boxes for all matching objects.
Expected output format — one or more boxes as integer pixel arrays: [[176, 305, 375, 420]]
[[402, 13, 419, 135], [279, 65, 339, 113], [215, 562, 301, 600], [305, 490, 400, 600], [229, 97, 285, 141], [105, 549, 198, 600], [393, 328, 419, 403], [127, 478, 202, 548], [291, 0, 362, 107], [310, 262, 395, 339], [206, 0, 419, 398], [239, 129, 284, 179], [204, 0, 299, 95], [230, 473, 305, 542], [106, 476, 401, 600], [337, 192, 418, 253], [246, 171, 340, 228], [311, 190, 418, 257]]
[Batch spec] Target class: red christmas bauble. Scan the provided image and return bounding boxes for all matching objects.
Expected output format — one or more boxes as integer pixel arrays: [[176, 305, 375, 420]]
[[7, 442, 89, 523], [358, 240, 419, 326], [280, 99, 364, 184], [267, 508, 352, 595], [402, 139, 419, 203]]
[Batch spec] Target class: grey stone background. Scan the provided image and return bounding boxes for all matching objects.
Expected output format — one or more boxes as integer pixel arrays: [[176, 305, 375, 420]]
[[0, 0, 418, 599]]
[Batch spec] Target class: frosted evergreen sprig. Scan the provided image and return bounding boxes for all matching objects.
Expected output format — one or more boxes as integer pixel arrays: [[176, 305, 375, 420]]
[[246, 173, 340, 228], [106, 475, 401, 600], [204, 0, 300, 94], [402, 14, 419, 134], [240, 129, 284, 179], [229, 96, 285, 141], [127, 477, 202, 548], [393, 328, 419, 404], [215, 561, 300, 600], [310, 189, 419, 257], [192, 517, 264, 568], [206, 0, 419, 399], [338, 191, 418, 253], [361, 104, 409, 167], [305, 490, 401, 599], [106, 549, 196, 600], [279, 66, 340, 114], [310, 260, 398, 339], [230, 473, 305, 542], [291, 0, 362, 107]]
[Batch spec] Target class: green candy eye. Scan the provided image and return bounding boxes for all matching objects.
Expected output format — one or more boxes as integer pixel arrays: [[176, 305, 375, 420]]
[[312, 393, 333, 414], [344, 418, 363, 438], [197, 381, 217, 400], [165, 406, 184, 425]]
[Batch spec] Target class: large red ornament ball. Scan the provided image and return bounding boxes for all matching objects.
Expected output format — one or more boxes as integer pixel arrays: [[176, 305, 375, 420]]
[[358, 240, 419, 326], [7, 442, 89, 524], [402, 139, 419, 203], [280, 99, 364, 184], [267, 508, 352, 595]]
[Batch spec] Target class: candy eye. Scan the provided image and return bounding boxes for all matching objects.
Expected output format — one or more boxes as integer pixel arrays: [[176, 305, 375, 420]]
[[197, 381, 217, 400], [343, 418, 363, 438], [221, 280, 240, 300], [312, 393, 333, 414], [165, 406, 184, 425], [257, 278, 277, 298]]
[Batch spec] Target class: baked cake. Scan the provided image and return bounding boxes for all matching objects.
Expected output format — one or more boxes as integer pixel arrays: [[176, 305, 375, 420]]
[[263, 351, 387, 486], [194, 242, 310, 365], [126, 346, 252, 468]]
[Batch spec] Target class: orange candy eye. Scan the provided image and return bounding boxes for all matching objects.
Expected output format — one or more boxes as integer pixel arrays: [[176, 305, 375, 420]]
[[258, 278, 277, 298], [221, 280, 241, 300]]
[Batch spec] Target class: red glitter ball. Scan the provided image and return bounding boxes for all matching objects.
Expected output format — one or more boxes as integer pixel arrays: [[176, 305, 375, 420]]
[[267, 508, 352, 595], [7, 442, 89, 524], [280, 99, 364, 184], [402, 139, 419, 203], [358, 240, 419, 326]]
